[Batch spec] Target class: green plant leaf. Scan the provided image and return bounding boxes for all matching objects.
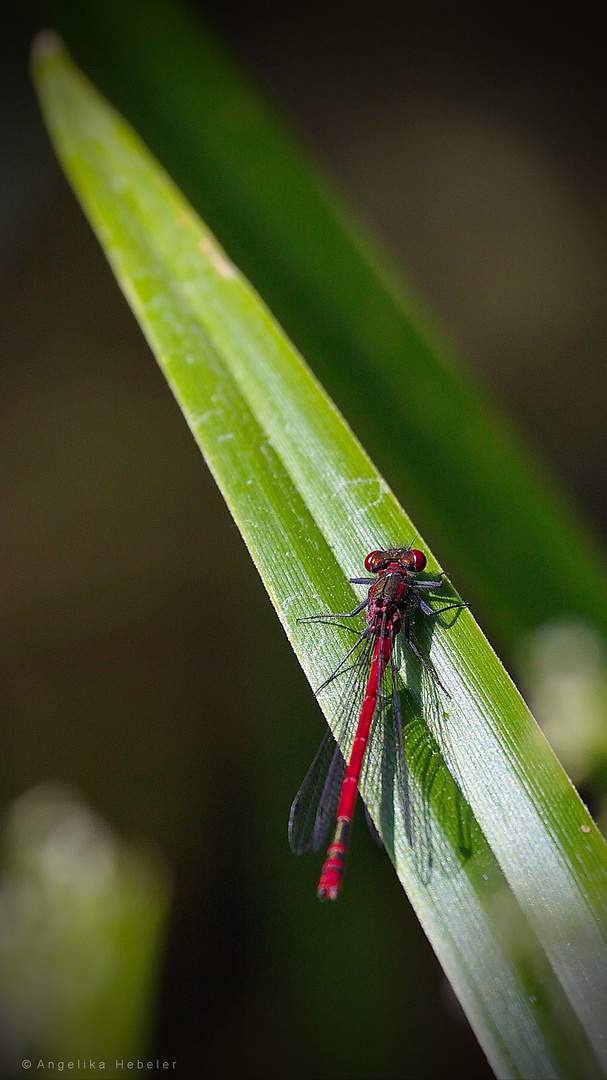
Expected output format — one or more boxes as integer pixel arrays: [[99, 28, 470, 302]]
[[32, 33, 607, 1080]]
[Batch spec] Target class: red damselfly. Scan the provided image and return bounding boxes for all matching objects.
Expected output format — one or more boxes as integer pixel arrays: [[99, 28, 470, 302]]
[[289, 546, 465, 901]]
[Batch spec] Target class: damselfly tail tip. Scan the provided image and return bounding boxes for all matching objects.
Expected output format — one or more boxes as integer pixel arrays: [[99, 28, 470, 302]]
[[317, 883, 340, 901]]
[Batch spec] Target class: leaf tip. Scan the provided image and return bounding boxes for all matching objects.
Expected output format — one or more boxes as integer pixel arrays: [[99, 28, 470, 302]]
[[30, 29, 65, 75]]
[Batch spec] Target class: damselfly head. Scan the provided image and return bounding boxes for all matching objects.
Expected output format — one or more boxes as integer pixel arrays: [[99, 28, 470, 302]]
[[364, 547, 427, 574]]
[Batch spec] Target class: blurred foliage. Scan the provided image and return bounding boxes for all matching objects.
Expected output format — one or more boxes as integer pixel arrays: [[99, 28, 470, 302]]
[[0, 786, 170, 1075]]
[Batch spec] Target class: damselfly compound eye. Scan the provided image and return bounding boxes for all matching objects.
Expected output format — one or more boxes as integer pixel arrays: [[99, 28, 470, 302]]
[[410, 549, 427, 572], [364, 551, 381, 572]]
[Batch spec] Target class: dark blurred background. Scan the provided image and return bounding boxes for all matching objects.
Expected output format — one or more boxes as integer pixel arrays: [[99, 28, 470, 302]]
[[2, 2, 607, 1077]]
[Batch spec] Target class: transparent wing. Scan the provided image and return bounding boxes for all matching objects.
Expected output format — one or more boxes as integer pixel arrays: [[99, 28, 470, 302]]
[[288, 730, 344, 854], [288, 631, 376, 855], [359, 642, 459, 882], [361, 641, 476, 882], [391, 663, 437, 881]]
